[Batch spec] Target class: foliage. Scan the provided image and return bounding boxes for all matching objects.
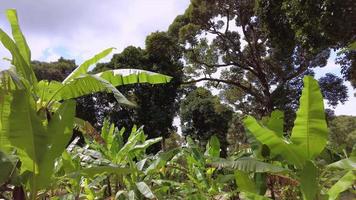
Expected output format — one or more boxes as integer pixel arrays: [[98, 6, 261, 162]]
[[32, 58, 76, 81], [258, 0, 356, 89], [180, 87, 233, 157], [0, 6, 355, 200], [328, 115, 356, 154], [0, 9, 171, 199], [243, 76, 355, 199], [170, 0, 349, 131]]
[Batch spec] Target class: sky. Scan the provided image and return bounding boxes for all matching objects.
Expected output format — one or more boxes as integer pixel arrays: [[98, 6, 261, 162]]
[[0, 0, 190, 64], [0, 0, 355, 116]]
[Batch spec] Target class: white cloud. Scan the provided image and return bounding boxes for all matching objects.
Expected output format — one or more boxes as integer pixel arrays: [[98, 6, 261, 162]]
[[0, 0, 190, 67]]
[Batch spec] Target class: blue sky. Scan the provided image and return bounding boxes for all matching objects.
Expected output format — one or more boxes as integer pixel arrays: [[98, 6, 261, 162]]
[[0, 0, 355, 116]]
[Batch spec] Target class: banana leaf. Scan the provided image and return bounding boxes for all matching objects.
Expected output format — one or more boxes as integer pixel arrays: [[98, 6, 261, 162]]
[[290, 76, 328, 161], [243, 116, 304, 168], [63, 48, 114, 83], [210, 157, 288, 173], [327, 170, 355, 200]]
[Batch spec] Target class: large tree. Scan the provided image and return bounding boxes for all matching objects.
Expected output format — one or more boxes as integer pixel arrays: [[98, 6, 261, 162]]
[[258, 0, 356, 90], [170, 0, 349, 128], [180, 87, 233, 157]]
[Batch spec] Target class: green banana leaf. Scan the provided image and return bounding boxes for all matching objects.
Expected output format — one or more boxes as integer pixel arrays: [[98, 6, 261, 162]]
[[327, 157, 356, 170], [6, 9, 31, 65], [210, 157, 288, 173], [327, 170, 355, 200], [243, 116, 304, 167], [0, 85, 76, 190], [114, 128, 143, 162], [299, 161, 318, 200], [263, 110, 284, 137], [96, 68, 172, 86], [0, 90, 47, 173], [243, 76, 327, 168], [0, 150, 17, 185], [35, 100, 76, 189], [132, 137, 162, 152], [205, 135, 220, 158], [37, 75, 134, 106], [0, 29, 35, 86], [290, 76, 328, 161], [235, 170, 258, 193], [145, 148, 180, 174], [37, 69, 172, 106], [0, 10, 37, 85], [63, 48, 114, 83], [101, 119, 116, 149], [235, 171, 271, 199]]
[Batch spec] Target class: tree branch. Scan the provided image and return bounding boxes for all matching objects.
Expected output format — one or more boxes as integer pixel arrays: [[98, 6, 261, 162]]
[[180, 77, 264, 103], [225, 9, 230, 34]]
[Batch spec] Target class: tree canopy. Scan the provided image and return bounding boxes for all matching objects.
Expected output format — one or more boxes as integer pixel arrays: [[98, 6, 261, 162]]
[[168, 0, 350, 127], [329, 115, 356, 154], [180, 87, 233, 157]]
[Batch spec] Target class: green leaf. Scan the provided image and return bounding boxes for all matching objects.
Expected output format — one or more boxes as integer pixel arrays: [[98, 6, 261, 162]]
[[114, 129, 143, 162], [96, 68, 172, 86], [145, 148, 180, 174], [53, 74, 135, 106], [243, 116, 304, 167], [0, 90, 47, 173], [210, 157, 288, 173], [101, 119, 115, 149], [327, 157, 356, 170], [327, 170, 356, 200], [299, 161, 318, 200], [39, 69, 172, 107], [36, 100, 76, 188], [235, 170, 258, 193], [265, 110, 284, 137], [132, 137, 162, 152], [6, 9, 31, 65], [290, 76, 328, 161], [0, 150, 16, 185], [136, 181, 156, 199], [206, 135, 220, 158], [63, 48, 114, 83], [0, 28, 36, 85]]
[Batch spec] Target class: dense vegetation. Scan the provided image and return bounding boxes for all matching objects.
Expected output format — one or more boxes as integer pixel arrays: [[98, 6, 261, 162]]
[[1, 1, 355, 199]]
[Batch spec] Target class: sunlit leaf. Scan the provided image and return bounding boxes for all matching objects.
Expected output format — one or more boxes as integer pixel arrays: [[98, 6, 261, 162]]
[[290, 76, 328, 161]]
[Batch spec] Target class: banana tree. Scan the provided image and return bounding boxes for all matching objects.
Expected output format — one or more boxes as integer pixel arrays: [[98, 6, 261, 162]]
[[243, 76, 355, 200], [0, 9, 172, 199], [62, 120, 162, 199]]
